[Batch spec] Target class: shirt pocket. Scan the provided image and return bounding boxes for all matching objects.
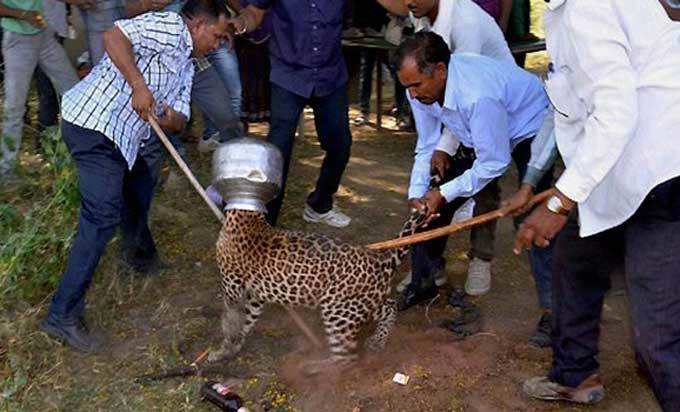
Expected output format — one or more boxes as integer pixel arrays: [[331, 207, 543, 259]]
[[318, 0, 345, 25], [544, 69, 587, 125]]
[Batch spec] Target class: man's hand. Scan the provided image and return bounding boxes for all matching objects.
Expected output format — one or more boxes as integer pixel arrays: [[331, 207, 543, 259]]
[[21, 10, 46, 29], [430, 150, 451, 180], [501, 184, 534, 216], [131, 81, 155, 121], [143, 0, 173, 11], [513, 202, 569, 254], [156, 104, 185, 133], [66, 0, 96, 9], [420, 189, 446, 226]]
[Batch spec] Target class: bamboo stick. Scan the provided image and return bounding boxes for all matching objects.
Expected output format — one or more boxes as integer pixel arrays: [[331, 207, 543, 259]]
[[366, 189, 555, 250]]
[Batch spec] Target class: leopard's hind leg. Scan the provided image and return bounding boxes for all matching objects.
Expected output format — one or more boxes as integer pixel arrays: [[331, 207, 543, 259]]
[[208, 271, 252, 362], [365, 298, 397, 352]]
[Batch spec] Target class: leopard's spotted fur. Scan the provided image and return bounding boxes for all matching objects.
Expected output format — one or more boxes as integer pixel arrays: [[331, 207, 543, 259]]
[[209, 209, 422, 368]]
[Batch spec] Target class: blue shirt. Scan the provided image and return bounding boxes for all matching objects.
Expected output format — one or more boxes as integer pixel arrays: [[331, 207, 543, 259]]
[[249, 0, 347, 98], [408, 53, 549, 201]]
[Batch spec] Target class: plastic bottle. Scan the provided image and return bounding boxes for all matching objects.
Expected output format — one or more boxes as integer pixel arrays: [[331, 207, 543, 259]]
[[200, 381, 249, 412]]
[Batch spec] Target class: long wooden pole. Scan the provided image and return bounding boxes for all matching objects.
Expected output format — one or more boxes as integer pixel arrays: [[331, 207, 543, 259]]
[[366, 189, 555, 250], [149, 117, 323, 350]]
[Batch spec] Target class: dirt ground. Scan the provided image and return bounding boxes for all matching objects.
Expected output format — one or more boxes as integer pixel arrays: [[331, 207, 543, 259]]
[[2, 96, 662, 411]]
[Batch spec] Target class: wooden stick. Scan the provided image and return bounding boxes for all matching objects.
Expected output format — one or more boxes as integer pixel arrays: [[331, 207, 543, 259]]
[[149, 117, 323, 349], [366, 189, 555, 250], [149, 117, 224, 223]]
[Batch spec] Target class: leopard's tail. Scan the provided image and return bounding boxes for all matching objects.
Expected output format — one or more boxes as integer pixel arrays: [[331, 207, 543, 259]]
[[385, 211, 426, 269]]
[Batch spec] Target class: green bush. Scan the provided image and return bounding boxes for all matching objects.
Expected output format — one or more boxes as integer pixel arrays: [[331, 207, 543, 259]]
[[0, 128, 80, 305]]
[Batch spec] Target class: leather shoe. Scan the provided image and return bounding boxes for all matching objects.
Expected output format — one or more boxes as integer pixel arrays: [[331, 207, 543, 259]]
[[397, 285, 438, 311], [40, 316, 104, 353]]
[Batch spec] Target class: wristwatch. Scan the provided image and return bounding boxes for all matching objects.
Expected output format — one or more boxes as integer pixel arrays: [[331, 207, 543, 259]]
[[546, 195, 571, 216]]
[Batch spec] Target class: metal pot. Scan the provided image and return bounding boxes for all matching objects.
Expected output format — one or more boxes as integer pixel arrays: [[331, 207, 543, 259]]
[[212, 137, 283, 213]]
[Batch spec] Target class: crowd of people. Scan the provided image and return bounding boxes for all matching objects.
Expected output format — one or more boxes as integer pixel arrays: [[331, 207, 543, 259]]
[[1, 0, 679, 410]]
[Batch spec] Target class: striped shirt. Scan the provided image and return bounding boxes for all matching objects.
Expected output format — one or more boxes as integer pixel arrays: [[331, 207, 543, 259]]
[[61, 12, 194, 169]]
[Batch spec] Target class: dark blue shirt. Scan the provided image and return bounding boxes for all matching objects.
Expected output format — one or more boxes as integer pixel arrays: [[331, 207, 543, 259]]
[[249, 0, 347, 98]]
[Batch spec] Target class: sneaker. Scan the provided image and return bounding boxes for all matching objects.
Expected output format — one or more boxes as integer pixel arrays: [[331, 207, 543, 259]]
[[303, 205, 351, 228], [396, 268, 447, 293], [465, 257, 491, 296], [528, 312, 553, 348], [523, 374, 605, 404], [198, 132, 222, 153], [352, 113, 369, 126]]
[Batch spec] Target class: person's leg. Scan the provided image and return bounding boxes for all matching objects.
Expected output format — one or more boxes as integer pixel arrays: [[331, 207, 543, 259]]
[[47, 121, 126, 325], [208, 44, 242, 119], [624, 178, 680, 410], [547, 212, 622, 387], [265, 83, 307, 225], [80, 5, 124, 65], [357, 50, 376, 119], [36, 29, 79, 95], [35, 66, 59, 129], [1, 31, 40, 174], [119, 133, 165, 273], [192, 66, 242, 145], [307, 85, 353, 215]]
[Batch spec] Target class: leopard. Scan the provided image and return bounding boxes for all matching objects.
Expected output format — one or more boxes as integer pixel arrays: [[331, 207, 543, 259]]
[[207, 208, 423, 371]]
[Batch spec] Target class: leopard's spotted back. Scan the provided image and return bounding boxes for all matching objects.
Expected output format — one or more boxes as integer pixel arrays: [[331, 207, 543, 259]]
[[209, 210, 421, 366]]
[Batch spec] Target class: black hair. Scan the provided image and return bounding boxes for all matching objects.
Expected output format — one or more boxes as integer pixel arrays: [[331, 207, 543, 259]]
[[394, 31, 451, 74], [181, 0, 229, 21]]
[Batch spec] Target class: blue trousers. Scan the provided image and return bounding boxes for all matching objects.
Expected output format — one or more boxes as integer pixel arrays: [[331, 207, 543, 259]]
[[549, 177, 680, 410], [47, 121, 164, 323], [266, 83, 352, 224], [203, 43, 243, 140]]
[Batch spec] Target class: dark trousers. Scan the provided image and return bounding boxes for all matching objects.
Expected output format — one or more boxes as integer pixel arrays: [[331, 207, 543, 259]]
[[358, 50, 407, 116], [266, 83, 352, 224], [47, 121, 164, 323], [411, 137, 554, 296], [549, 177, 680, 411]]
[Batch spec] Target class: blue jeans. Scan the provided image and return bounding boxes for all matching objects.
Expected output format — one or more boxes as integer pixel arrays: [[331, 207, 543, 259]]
[[79, 2, 125, 65], [549, 177, 680, 410], [47, 121, 164, 323], [266, 83, 352, 224], [203, 44, 242, 140]]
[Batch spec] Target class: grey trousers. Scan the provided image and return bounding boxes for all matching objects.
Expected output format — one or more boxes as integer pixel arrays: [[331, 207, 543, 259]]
[[1, 29, 78, 173]]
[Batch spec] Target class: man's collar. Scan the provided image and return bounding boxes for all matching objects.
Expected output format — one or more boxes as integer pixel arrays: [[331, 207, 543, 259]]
[[545, 0, 567, 11]]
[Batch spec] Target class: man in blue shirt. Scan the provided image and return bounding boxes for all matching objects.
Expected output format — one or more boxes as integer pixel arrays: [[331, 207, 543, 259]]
[[394, 32, 555, 332], [229, 0, 352, 228]]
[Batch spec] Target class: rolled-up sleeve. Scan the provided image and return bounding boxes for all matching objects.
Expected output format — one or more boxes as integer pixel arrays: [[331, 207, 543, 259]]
[[408, 96, 442, 199], [554, 1, 638, 202], [523, 107, 559, 187], [440, 98, 512, 202], [115, 12, 185, 56]]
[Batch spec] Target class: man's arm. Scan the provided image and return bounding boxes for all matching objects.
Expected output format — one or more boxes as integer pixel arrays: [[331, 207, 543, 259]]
[[522, 107, 558, 188], [103, 26, 155, 120], [439, 98, 512, 202], [375, 0, 409, 17], [230, 4, 267, 33], [125, 0, 173, 18], [407, 95, 444, 200], [498, 0, 512, 33], [553, 1, 637, 204], [0, 4, 45, 28]]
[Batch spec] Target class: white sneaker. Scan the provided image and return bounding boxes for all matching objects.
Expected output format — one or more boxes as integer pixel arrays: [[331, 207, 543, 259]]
[[198, 133, 222, 153], [396, 269, 448, 292], [302, 205, 351, 228], [465, 257, 491, 296]]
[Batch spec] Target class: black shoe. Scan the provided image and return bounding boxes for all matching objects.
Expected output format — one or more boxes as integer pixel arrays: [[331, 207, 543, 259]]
[[528, 312, 552, 348], [118, 254, 168, 277], [397, 285, 438, 311], [40, 316, 104, 353]]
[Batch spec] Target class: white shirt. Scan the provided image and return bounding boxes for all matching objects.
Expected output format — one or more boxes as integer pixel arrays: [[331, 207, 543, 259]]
[[410, 0, 514, 64], [545, 0, 680, 236], [62, 12, 194, 169]]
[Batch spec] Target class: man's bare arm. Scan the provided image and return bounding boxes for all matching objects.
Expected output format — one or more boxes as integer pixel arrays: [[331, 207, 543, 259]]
[[376, 0, 408, 17], [103, 26, 156, 120], [0, 4, 45, 28], [499, 0, 512, 33]]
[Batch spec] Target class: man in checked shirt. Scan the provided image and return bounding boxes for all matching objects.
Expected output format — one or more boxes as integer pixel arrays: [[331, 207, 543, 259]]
[[39, 0, 229, 353]]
